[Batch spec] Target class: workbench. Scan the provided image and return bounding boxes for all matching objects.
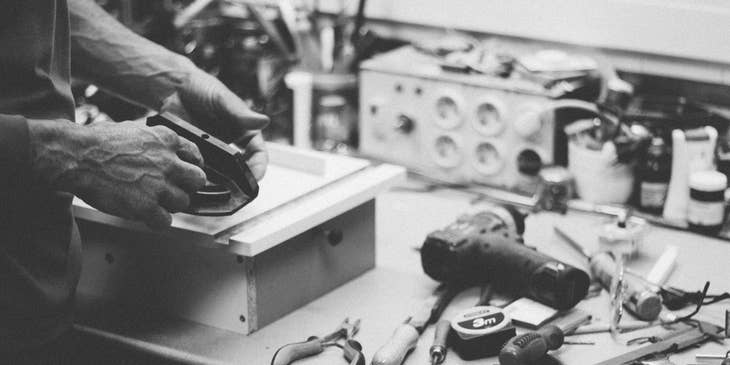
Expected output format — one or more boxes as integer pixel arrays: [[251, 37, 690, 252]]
[[75, 179, 730, 365]]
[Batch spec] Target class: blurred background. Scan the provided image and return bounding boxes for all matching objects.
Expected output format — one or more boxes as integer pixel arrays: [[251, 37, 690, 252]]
[[76, 0, 730, 233]]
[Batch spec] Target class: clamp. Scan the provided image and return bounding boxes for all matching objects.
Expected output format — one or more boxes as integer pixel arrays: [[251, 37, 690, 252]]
[[271, 318, 365, 365]]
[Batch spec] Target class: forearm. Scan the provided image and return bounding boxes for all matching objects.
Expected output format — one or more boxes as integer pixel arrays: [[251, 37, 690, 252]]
[[1, 115, 94, 194], [0, 114, 33, 191], [26, 119, 91, 193], [68, 0, 195, 111]]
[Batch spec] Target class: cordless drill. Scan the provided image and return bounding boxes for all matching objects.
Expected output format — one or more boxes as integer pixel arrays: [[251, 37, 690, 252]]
[[420, 205, 590, 310]]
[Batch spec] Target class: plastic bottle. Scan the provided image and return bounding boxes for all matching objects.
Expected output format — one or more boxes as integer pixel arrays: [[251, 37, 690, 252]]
[[638, 137, 671, 214]]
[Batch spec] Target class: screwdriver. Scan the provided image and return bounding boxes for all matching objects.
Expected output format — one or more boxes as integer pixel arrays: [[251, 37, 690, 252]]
[[553, 226, 662, 321], [429, 320, 451, 365], [371, 295, 436, 365], [371, 321, 421, 365], [499, 314, 591, 365], [372, 286, 460, 365]]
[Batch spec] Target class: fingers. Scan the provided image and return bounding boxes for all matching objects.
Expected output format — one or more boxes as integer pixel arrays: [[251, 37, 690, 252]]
[[239, 132, 268, 181], [145, 124, 205, 221], [144, 204, 173, 230], [177, 137, 204, 167], [177, 70, 268, 143], [141, 182, 193, 229], [215, 87, 270, 131], [247, 150, 268, 181], [168, 160, 207, 193], [150, 125, 180, 148], [233, 130, 259, 147], [149, 124, 206, 191], [144, 183, 194, 229], [158, 185, 191, 213]]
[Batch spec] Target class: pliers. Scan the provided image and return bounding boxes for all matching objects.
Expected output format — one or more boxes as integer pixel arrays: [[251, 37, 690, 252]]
[[271, 318, 365, 365]]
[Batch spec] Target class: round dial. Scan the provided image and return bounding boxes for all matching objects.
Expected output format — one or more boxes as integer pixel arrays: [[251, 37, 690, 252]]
[[432, 135, 463, 168], [394, 114, 415, 134], [472, 142, 503, 175], [472, 99, 505, 136], [434, 93, 463, 129]]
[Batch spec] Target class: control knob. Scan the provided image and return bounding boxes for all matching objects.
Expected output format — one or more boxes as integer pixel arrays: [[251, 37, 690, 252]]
[[395, 114, 415, 134], [514, 106, 544, 138]]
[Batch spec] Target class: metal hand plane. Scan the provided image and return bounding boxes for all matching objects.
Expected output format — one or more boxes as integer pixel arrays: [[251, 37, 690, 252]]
[[147, 113, 259, 216]]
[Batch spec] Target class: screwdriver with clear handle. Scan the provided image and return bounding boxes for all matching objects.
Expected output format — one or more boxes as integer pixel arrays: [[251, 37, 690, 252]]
[[553, 226, 662, 321]]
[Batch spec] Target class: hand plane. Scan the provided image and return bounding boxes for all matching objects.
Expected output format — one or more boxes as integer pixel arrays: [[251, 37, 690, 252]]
[[147, 113, 259, 216]]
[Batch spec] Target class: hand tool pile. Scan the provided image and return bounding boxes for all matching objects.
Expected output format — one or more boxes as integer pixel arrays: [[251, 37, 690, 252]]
[[271, 204, 728, 365]]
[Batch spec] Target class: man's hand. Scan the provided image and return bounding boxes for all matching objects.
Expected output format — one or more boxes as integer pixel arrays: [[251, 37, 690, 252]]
[[68, 0, 269, 180], [28, 119, 207, 229], [162, 69, 270, 181]]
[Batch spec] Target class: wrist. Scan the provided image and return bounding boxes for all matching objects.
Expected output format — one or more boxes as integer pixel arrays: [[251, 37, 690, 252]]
[[155, 55, 201, 114], [27, 119, 91, 193], [143, 53, 199, 112]]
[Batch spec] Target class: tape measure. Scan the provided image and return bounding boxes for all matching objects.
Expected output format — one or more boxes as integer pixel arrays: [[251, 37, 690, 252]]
[[449, 306, 516, 360], [451, 306, 511, 339]]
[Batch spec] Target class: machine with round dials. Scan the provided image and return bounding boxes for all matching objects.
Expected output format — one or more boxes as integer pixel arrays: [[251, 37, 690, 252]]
[[359, 46, 561, 193]]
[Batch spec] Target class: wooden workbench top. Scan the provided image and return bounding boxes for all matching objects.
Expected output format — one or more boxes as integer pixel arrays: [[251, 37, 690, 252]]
[[76, 182, 730, 364]]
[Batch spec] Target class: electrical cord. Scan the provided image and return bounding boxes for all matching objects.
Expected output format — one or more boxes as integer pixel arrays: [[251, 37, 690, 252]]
[[671, 281, 710, 323], [660, 281, 730, 311]]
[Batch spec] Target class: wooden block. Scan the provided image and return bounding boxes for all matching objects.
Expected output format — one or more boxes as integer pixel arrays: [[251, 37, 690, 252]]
[[76, 200, 376, 334], [73, 146, 405, 334]]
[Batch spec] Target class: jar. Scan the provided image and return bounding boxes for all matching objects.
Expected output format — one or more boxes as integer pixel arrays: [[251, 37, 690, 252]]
[[313, 95, 351, 153], [688, 170, 727, 235], [534, 166, 574, 213]]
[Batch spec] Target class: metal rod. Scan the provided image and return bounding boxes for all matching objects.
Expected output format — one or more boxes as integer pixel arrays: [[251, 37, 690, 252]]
[[553, 226, 591, 259], [696, 354, 727, 360]]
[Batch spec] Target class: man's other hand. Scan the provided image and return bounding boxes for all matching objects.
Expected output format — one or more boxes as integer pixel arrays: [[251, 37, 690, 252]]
[[29, 120, 207, 229], [161, 69, 270, 181]]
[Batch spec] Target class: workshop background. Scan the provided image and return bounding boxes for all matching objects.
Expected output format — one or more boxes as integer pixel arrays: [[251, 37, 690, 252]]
[[69, 1, 730, 365]]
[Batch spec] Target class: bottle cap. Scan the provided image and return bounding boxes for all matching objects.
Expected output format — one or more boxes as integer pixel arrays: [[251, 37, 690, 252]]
[[689, 170, 727, 192]]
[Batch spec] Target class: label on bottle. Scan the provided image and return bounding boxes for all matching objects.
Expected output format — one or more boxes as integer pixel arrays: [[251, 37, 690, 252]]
[[687, 199, 725, 226], [640, 182, 668, 208]]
